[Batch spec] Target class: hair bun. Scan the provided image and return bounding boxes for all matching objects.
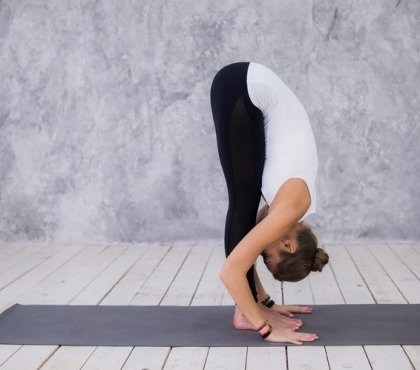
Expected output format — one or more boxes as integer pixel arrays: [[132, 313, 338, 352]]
[[311, 248, 329, 272]]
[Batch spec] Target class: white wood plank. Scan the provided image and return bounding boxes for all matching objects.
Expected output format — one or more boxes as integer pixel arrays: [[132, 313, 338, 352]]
[[0, 245, 53, 289], [0, 246, 83, 311], [41, 346, 96, 369], [0, 243, 418, 370], [81, 346, 132, 369], [287, 346, 329, 370], [1, 345, 57, 370], [122, 347, 170, 370], [391, 245, 420, 279], [130, 246, 191, 305], [204, 347, 246, 370], [100, 245, 170, 305], [346, 245, 406, 303], [191, 246, 226, 306], [70, 246, 146, 305], [410, 244, 420, 254], [0, 345, 21, 366], [246, 347, 287, 370], [221, 286, 235, 305], [0, 245, 28, 266], [16, 245, 107, 305], [0, 245, 34, 273], [403, 346, 420, 370], [308, 263, 344, 304], [255, 256, 273, 286], [163, 347, 208, 370], [369, 245, 420, 303], [256, 256, 281, 301], [161, 246, 213, 306], [326, 346, 371, 370], [325, 245, 375, 304], [283, 278, 315, 305], [365, 345, 414, 370], [272, 279, 284, 304], [64, 246, 127, 303]]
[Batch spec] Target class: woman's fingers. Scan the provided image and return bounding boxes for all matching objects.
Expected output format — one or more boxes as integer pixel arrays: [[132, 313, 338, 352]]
[[265, 328, 318, 344], [269, 312, 302, 329], [295, 331, 318, 341], [233, 304, 301, 331], [259, 304, 304, 329], [268, 304, 312, 317], [283, 305, 313, 313], [273, 307, 294, 317]]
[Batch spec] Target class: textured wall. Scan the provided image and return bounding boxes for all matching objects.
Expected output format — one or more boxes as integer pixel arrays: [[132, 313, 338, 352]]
[[0, 0, 419, 244]]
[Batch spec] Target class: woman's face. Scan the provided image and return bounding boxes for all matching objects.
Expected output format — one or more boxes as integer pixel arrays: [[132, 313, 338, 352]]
[[261, 237, 298, 273], [261, 240, 286, 272], [261, 251, 280, 273]]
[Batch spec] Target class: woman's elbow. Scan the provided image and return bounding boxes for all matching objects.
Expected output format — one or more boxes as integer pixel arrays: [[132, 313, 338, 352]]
[[219, 260, 234, 286], [219, 261, 228, 284]]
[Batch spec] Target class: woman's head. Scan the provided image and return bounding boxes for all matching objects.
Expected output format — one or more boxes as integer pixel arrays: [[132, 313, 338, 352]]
[[263, 223, 329, 282]]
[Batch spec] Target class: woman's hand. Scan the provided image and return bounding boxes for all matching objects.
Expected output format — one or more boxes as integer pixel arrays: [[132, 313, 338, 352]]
[[258, 304, 303, 329], [269, 304, 313, 317], [234, 304, 302, 331], [264, 327, 318, 345]]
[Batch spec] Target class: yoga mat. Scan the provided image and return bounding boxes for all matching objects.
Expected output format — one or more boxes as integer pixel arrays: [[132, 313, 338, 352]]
[[0, 304, 419, 346]]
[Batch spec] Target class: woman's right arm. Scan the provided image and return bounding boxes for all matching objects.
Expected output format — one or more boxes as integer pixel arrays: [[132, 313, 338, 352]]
[[220, 182, 318, 343], [220, 210, 317, 344]]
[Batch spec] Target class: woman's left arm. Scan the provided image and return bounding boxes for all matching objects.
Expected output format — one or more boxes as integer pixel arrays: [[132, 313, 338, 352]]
[[220, 179, 309, 328]]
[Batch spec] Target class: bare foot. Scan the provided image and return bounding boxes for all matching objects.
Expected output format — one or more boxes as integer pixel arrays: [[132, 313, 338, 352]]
[[233, 305, 255, 330]]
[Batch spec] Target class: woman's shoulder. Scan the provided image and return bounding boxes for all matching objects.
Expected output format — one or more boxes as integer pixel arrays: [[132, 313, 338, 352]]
[[269, 178, 311, 221]]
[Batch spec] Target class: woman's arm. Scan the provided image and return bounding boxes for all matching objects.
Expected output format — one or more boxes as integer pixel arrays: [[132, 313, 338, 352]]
[[220, 208, 294, 327], [253, 263, 267, 301], [253, 204, 270, 300], [255, 203, 269, 225], [255, 203, 306, 317], [253, 190, 313, 318], [220, 179, 311, 331]]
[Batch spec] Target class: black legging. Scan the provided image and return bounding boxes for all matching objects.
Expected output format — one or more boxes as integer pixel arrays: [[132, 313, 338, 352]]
[[210, 62, 265, 301]]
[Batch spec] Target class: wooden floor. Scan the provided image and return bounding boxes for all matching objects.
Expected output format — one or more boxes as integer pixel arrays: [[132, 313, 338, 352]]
[[0, 243, 419, 369]]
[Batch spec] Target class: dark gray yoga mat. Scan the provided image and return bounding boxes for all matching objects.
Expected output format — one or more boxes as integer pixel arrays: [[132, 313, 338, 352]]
[[0, 304, 419, 346]]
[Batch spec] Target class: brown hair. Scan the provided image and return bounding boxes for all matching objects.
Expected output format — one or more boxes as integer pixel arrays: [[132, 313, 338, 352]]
[[272, 224, 329, 282]]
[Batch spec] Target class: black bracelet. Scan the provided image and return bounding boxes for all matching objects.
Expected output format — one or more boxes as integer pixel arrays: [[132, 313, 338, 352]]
[[265, 299, 275, 308], [261, 294, 271, 305], [261, 294, 275, 308]]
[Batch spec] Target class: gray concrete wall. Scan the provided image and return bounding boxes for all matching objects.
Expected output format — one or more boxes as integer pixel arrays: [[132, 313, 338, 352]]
[[0, 0, 419, 245]]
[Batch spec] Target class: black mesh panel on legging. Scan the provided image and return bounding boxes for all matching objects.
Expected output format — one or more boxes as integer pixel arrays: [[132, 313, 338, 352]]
[[210, 63, 266, 301]]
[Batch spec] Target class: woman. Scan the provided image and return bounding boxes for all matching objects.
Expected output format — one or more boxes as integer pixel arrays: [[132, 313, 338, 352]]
[[210, 62, 329, 344]]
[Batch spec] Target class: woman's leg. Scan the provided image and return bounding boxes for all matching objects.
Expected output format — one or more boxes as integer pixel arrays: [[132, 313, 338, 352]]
[[210, 62, 265, 301]]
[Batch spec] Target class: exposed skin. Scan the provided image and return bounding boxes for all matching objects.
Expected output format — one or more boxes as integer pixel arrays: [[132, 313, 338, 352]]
[[232, 206, 312, 331], [220, 178, 318, 344]]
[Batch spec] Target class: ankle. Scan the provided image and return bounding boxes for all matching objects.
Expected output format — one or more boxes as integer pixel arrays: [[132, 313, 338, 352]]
[[233, 305, 254, 330]]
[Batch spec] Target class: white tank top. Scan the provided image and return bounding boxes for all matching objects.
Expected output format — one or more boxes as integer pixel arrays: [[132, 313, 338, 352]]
[[246, 62, 318, 221]]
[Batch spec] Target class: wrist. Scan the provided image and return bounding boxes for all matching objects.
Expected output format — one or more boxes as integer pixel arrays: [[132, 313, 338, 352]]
[[260, 294, 275, 308]]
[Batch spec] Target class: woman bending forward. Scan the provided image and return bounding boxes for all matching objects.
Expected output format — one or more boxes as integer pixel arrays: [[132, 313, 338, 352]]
[[210, 62, 329, 344]]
